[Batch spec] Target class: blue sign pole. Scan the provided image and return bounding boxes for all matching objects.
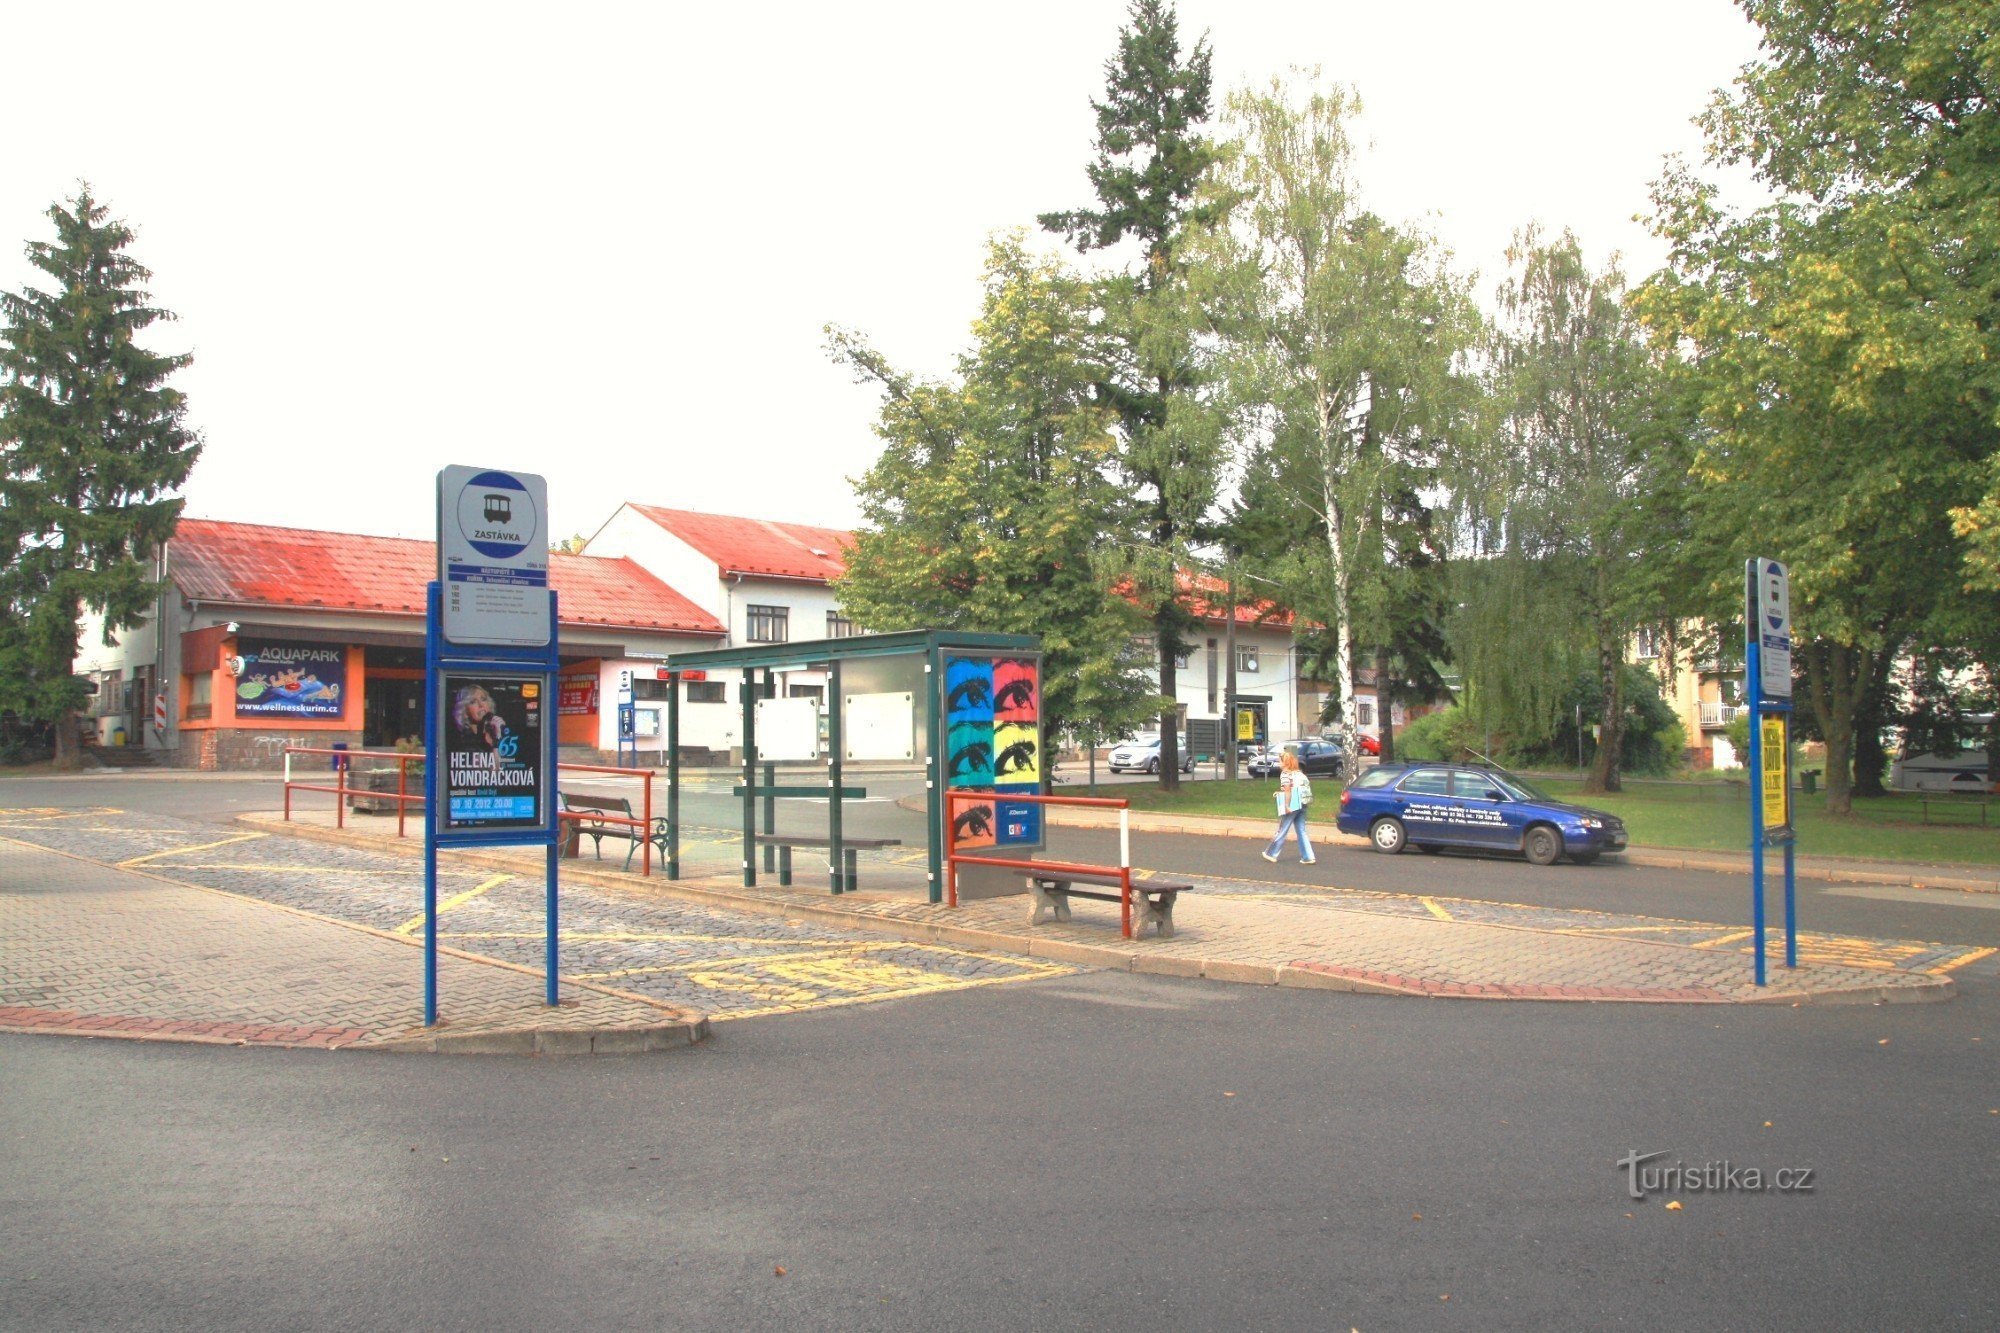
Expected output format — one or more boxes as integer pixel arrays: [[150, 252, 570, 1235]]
[[1746, 619, 1767, 988], [424, 586, 441, 1026]]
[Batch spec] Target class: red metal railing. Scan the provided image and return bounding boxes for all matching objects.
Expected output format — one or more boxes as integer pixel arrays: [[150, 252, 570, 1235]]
[[281, 747, 657, 875], [944, 790, 1135, 934]]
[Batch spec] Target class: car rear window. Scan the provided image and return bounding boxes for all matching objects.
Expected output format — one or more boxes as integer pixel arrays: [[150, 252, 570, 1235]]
[[1396, 769, 1452, 796]]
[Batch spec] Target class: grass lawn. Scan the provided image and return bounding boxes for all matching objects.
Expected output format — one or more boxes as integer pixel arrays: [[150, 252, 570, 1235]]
[[1092, 772, 2000, 867]]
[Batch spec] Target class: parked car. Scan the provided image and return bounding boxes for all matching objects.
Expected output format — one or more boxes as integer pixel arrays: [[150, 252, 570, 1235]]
[[1335, 762, 1626, 865], [1107, 734, 1194, 774], [1248, 738, 1344, 779]]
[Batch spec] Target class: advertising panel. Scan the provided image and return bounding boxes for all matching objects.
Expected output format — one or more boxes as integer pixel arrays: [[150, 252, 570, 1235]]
[[232, 640, 346, 718], [1761, 715, 1790, 837], [557, 673, 599, 716], [944, 653, 1043, 849], [440, 672, 548, 833]]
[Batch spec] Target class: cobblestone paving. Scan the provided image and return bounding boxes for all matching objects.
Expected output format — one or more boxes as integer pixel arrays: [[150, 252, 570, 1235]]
[[1168, 866, 1997, 977], [0, 840, 677, 1047], [269, 806, 1986, 1001], [0, 808, 1066, 1024]]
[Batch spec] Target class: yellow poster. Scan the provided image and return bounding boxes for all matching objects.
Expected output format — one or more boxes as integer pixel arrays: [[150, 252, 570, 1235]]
[[1761, 716, 1788, 832], [1237, 709, 1256, 741]]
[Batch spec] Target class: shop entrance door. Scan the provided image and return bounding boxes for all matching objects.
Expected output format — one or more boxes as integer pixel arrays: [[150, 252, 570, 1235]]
[[365, 676, 425, 748]]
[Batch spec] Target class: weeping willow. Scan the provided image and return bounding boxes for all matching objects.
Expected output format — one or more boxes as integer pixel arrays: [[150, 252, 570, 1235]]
[[1448, 552, 1592, 751]]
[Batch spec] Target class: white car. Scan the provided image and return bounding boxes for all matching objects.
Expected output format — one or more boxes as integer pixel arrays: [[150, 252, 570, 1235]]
[[1107, 734, 1194, 774]]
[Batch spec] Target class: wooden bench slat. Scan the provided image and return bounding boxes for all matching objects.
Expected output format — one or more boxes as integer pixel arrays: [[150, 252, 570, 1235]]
[[1031, 870, 1192, 892]]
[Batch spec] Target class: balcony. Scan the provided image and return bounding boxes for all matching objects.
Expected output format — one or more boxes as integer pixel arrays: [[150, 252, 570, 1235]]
[[1698, 702, 1746, 729]]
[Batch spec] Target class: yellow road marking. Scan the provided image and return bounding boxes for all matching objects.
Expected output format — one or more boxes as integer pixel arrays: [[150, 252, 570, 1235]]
[[1419, 896, 1452, 921], [116, 832, 266, 868], [393, 873, 511, 935], [1697, 929, 1755, 950], [1932, 945, 1995, 975], [0, 806, 121, 819], [170, 862, 490, 877], [442, 930, 879, 947]]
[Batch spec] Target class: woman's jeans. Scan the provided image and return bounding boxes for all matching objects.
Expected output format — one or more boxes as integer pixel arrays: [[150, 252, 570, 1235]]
[[1266, 807, 1313, 860]]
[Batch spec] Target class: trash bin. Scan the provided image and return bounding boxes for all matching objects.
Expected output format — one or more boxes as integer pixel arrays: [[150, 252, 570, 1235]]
[[331, 741, 349, 772], [1801, 769, 1819, 794]]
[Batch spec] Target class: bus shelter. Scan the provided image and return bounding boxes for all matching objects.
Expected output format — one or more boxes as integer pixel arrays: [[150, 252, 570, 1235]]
[[657, 630, 1044, 903]]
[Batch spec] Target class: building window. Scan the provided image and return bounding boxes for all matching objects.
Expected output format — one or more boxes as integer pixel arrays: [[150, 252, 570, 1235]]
[[1635, 625, 1661, 660], [747, 605, 789, 643], [1236, 646, 1259, 673], [1175, 649, 1193, 670], [185, 671, 212, 721], [826, 611, 859, 639], [1356, 698, 1376, 727], [686, 681, 726, 704], [788, 684, 825, 703], [632, 678, 671, 701]]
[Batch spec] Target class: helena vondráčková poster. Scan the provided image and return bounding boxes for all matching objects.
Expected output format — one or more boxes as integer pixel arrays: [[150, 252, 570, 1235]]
[[944, 655, 1042, 850], [441, 673, 547, 832]]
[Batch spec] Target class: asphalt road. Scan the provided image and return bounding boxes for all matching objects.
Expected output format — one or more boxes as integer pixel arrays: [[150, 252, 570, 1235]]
[[4, 969, 1996, 1330]]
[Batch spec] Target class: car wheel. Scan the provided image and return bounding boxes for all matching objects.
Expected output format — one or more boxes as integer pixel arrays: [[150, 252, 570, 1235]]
[[1417, 844, 1443, 855], [1369, 817, 1406, 854], [1524, 824, 1562, 866], [1146, 757, 1159, 775]]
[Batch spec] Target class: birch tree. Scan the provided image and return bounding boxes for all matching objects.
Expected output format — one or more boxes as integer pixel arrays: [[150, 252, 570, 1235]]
[[1207, 76, 1476, 765]]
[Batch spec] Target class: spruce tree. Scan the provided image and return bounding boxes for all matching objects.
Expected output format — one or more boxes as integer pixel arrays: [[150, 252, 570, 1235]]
[[1040, 0, 1225, 789], [0, 186, 202, 769]]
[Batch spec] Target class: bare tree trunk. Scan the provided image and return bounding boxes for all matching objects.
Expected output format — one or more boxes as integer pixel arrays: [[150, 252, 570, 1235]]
[[1321, 473, 1360, 769], [1376, 646, 1397, 763], [1156, 634, 1180, 792], [1585, 633, 1624, 793], [1850, 649, 1898, 799], [53, 707, 82, 771], [1805, 641, 1866, 816]]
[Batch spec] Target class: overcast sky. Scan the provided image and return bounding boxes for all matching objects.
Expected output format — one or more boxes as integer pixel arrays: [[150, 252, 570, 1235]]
[[3, 1, 1763, 543]]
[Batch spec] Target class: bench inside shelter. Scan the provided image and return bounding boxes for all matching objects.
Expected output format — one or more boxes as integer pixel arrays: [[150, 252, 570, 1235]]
[[756, 833, 905, 893]]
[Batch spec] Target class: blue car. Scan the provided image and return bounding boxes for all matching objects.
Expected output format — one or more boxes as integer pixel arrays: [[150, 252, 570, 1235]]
[[1335, 762, 1628, 865]]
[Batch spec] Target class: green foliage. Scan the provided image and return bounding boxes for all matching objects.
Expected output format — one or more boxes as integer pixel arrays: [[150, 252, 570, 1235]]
[[1397, 704, 1476, 763], [0, 186, 201, 769], [1462, 226, 1690, 792], [1039, 0, 1226, 782], [1637, 0, 2000, 811], [828, 235, 1158, 764], [1200, 72, 1480, 764]]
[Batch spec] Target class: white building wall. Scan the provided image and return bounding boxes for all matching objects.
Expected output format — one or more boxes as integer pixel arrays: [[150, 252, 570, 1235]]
[[581, 506, 729, 623]]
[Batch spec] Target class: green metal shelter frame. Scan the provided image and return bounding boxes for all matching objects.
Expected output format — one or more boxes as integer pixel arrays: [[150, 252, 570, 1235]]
[[658, 630, 1039, 903]]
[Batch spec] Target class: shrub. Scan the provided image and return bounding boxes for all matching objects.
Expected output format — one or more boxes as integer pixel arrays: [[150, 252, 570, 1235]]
[[1398, 705, 1475, 762]]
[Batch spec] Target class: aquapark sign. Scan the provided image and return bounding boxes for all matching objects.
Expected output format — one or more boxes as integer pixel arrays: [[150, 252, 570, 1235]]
[[232, 640, 346, 717]]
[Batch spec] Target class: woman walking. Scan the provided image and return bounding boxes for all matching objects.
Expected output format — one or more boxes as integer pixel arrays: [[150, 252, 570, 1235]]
[[1263, 749, 1315, 864]]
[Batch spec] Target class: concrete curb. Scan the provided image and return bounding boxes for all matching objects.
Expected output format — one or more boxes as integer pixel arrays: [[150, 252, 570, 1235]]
[[1030, 806, 2000, 894], [367, 1019, 710, 1056], [241, 815, 1960, 1008]]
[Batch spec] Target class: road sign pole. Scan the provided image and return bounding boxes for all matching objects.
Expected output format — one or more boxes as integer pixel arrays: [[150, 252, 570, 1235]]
[[424, 582, 441, 1026], [1747, 627, 1767, 988]]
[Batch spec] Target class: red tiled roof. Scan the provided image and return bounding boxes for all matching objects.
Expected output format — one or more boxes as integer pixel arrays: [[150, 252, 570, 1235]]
[[170, 519, 724, 635], [1178, 569, 1297, 628], [628, 505, 853, 583]]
